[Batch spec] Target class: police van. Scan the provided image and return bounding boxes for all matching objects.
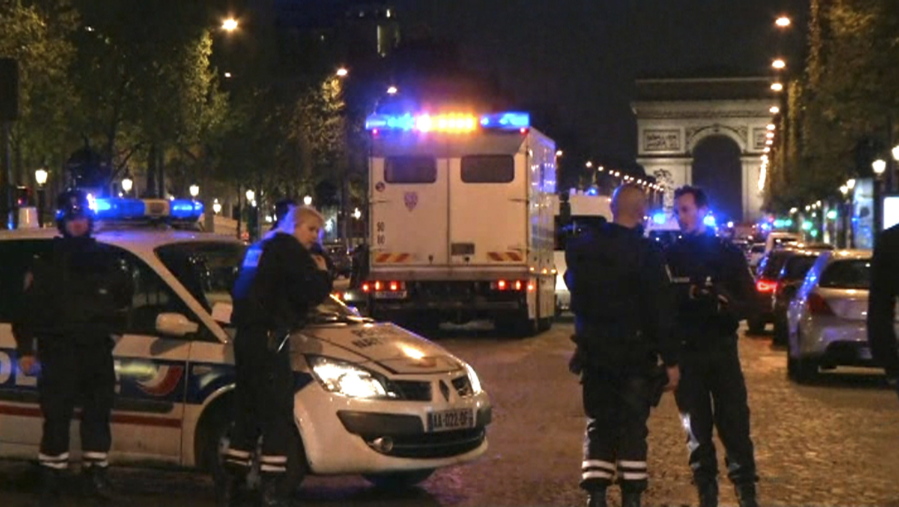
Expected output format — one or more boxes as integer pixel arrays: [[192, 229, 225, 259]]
[[0, 197, 491, 490]]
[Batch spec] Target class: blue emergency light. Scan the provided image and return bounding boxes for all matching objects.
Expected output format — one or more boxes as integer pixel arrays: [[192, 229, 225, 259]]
[[84, 197, 204, 222], [652, 212, 668, 225], [365, 111, 530, 133], [703, 214, 717, 227]]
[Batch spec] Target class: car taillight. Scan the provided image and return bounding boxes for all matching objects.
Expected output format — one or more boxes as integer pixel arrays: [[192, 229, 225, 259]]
[[361, 281, 405, 292], [756, 279, 777, 293], [807, 293, 834, 315], [491, 279, 532, 291]]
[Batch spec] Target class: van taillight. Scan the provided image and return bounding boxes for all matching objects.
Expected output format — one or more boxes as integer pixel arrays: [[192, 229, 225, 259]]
[[491, 280, 534, 291], [362, 281, 405, 292], [756, 279, 777, 293], [807, 293, 834, 316]]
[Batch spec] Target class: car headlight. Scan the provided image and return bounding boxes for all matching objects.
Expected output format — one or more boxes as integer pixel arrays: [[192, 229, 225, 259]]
[[464, 362, 483, 394], [307, 356, 389, 398]]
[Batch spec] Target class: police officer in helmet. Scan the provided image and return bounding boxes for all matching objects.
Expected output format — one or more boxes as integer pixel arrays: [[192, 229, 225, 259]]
[[666, 186, 759, 507], [566, 184, 680, 507], [13, 189, 132, 506], [218, 205, 332, 507]]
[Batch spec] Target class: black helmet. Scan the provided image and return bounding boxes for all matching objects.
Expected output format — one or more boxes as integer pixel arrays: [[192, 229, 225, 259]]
[[55, 189, 94, 235]]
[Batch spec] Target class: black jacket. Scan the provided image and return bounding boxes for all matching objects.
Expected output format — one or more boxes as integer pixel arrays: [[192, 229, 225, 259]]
[[13, 236, 133, 356], [868, 224, 899, 378], [231, 233, 333, 331], [565, 222, 678, 370], [666, 231, 755, 347]]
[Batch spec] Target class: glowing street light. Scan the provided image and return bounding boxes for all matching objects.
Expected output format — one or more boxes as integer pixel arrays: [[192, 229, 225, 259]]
[[840, 185, 849, 197], [303, 195, 313, 206], [766, 132, 775, 139], [245, 189, 255, 203], [121, 176, 133, 193], [772, 59, 786, 70], [387, 85, 398, 95], [353, 207, 362, 220], [213, 199, 222, 214], [873, 159, 887, 176], [189, 184, 200, 198], [35, 167, 48, 187], [892, 144, 899, 161], [336, 67, 348, 77], [585, 161, 593, 168], [222, 18, 239, 31], [555, 150, 563, 157], [767, 124, 776, 130], [775, 16, 791, 28], [771, 82, 784, 92], [224, 72, 232, 78], [770, 106, 780, 114], [847, 178, 856, 190]]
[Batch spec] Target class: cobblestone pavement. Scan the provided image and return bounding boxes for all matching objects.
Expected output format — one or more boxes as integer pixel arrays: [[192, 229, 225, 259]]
[[2, 321, 899, 507]]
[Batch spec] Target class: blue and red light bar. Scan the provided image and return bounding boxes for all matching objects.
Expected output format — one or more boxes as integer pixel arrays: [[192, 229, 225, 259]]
[[365, 111, 530, 133], [83, 196, 204, 222]]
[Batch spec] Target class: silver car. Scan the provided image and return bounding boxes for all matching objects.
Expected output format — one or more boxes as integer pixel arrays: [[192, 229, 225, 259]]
[[786, 249, 882, 382]]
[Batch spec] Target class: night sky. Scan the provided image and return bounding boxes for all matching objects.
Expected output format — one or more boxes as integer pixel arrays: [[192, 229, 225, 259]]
[[391, 0, 806, 166]]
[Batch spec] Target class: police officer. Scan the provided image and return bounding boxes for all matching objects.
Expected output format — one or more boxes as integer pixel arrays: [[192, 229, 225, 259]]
[[218, 205, 332, 507], [565, 184, 680, 507], [665, 186, 758, 507], [867, 223, 899, 400], [13, 190, 132, 506]]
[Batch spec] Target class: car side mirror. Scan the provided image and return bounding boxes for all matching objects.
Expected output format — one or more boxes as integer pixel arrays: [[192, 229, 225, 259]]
[[156, 313, 199, 337], [212, 302, 233, 325]]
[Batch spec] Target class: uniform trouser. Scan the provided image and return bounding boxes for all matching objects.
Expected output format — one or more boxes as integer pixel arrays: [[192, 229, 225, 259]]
[[37, 338, 115, 470], [580, 367, 652, 493], [674, 341, 757, 487], [224, 327, 294, 476]]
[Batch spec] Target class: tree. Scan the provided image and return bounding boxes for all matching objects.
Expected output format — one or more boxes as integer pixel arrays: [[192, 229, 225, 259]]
[[0, 0, 79, 185]]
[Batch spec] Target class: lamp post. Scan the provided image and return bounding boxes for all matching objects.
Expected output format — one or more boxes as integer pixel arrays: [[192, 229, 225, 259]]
[[189, 184, 199, 199], [34, 167, 48, 227]]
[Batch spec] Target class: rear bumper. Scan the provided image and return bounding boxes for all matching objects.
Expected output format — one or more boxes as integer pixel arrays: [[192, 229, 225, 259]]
[[797, 321, 873, 366]]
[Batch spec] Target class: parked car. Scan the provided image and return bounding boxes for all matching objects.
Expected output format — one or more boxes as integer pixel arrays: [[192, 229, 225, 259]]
[[770, 250, 821, 345], [748, 243, 766, 274], [785, 249, 887, 383], [749, 248, 799, 334], [764, 232, 802, 254]]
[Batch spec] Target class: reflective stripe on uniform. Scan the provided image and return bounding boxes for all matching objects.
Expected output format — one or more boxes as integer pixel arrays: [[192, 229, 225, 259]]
[[616, 460, 646, 469], [38, 452, 69, 463], [260, 455, 287, 465], [581, 459, 615, 472], [260, 464, 287, 473], [581, 470, 613, 480], [620, 472, 649, 480]]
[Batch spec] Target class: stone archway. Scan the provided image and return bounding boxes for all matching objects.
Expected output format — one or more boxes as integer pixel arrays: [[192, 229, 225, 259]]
[[691, 135, 743, 224]]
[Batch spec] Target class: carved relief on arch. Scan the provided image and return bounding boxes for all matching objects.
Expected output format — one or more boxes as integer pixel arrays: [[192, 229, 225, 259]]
[[685, 124, 747, 154]]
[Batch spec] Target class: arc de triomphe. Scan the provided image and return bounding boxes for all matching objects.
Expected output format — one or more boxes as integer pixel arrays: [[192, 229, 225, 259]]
[[634, 77, 774, 224]]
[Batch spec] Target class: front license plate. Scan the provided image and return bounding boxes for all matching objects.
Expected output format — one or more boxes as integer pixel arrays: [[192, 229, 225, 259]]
[[374, 291, 407, 299], [427, 409, 475, 432]]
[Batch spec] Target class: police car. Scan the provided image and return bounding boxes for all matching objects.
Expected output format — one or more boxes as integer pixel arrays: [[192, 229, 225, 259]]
[[0, 197, 491, 490]]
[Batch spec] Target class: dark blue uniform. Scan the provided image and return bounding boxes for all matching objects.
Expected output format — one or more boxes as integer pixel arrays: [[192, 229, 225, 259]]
[[565, 222, 678, 503], [221, 232, 331, 506], [868, 224, 899, 391], [13, 236, 131, 489], [665, 231, 758, 506]]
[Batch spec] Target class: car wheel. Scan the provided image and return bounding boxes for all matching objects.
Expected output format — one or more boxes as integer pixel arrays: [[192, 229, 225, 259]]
[[363, 469, 436, 489], [786, 332, 818, 384], [197, 398, 308, 494]]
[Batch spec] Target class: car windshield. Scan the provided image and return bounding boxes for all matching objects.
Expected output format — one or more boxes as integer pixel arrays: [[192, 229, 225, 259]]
[[781, 255, 817, 280], [309, 295, 371, 324], [819, 259, 871, 290], [155, 241, 246, 311]]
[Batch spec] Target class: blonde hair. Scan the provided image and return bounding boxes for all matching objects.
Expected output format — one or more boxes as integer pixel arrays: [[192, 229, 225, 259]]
[[265, 205, 324, 240]]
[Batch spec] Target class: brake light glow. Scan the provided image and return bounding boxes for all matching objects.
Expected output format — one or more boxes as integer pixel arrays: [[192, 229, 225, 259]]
[[361, 281, 405, 293], [807, 293, 834, 315], [756, 279, 777, 293], [491, 279, 534, 291]]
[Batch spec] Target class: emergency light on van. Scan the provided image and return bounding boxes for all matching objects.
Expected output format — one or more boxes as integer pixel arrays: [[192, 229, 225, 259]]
[[365, 111, 530, 133]]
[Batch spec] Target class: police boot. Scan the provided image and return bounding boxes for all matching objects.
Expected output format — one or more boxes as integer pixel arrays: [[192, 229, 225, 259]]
[[621, 490, 642, 507], [214, 465, 246, 507], [82, 465, 114, 502], [260, 474, 292, 507], [585, 488, 607, 507], [734, 483, 759, 507], [37, 467, 61, 507], [697, 480, 718, 507]]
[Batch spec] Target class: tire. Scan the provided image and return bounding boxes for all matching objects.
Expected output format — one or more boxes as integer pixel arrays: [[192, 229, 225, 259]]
[[786, 334, 818, 383], [196, 398, 308, 494], [363, 469, 436, 489]]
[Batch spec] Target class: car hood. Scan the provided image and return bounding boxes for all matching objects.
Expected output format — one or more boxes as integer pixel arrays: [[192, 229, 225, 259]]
[[294, 322, 465, 374]]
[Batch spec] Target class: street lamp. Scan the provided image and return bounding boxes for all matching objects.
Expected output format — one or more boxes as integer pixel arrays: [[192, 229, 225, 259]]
[[770, 106, 780, 114], [303, 195, 313, 206], [847, 178, 856, 190], [387, 85, 398, 95], [772, 58, 786, 70], [585, 161, 593, 169], [775, 16, 791, 28], [245, 189, 255, 203], [222, 18, 238, 31], [353, 207, 362, 220], [34, 167, 48, 227], [121, 176, 133, 194], [212, 198, 222, 215], [771, 82, 784, 92], [336, 67, 348, 77], [873, 159, 887, 176], [189, 184, 199, 198]]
